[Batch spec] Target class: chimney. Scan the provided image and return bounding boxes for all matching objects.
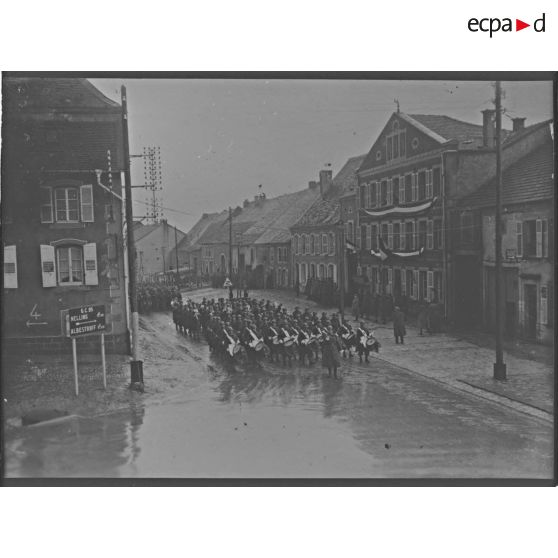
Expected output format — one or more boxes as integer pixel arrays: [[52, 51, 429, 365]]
[[482, 109, 496, 147], [512, 117, 526, 132], [308, 180, 318, 190], [319, 169, 333, 196]]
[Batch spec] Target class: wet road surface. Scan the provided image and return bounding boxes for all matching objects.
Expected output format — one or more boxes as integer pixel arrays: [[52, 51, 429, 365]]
[[5, 309, 553, 478]]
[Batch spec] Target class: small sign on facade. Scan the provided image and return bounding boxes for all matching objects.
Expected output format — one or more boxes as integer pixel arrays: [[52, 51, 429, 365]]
[[68, 305, 106, 337]]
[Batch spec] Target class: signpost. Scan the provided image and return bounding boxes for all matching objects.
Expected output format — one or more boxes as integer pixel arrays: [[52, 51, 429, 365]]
[[67, 305, 107, 395]]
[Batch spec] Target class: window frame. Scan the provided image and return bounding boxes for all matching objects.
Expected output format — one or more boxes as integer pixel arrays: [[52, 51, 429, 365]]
[[56, 245, 84, 286]]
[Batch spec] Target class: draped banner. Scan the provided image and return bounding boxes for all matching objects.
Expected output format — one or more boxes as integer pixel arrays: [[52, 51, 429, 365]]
[[361, 197, 438, 218], [371, 236, 425, 260]]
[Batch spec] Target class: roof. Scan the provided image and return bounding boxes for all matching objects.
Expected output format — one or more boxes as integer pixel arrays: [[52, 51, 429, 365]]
[[194, 187, 321, 247], [2, 77, 121, 111], [2, 77, 124, 170], [134, 224, 161, 242], [458, 141, 554, 209], [406, 114, 487, 144], [292, 154, 366, 228]]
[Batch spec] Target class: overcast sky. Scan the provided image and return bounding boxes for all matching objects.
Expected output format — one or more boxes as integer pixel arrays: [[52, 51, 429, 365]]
[[90, 79, 553, 233]]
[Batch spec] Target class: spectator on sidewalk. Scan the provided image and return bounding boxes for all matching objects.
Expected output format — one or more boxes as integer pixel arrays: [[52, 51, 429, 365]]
[[351, 293, 360, 321], [393, 306, 406, 344]]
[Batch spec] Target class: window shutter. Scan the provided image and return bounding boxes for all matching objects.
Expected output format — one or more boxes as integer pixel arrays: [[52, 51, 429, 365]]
[[400, 224, 406, 250], [426, 169, 432, 198], [84, 243, 99, 285], [399, 178, 405, 204], [40, 244, 57, 287], [387, 223, 393, 249], [427, 220, 433, 250], [376, 182, 381, 207], [3, 245, 18, 289], [411, 221, 416, 250], [40, 187, 53, 223], [427, 271, 434, 301], [540, 285, 548, 326], [516, 222, 523, 257], [542, 219, 548, 257], [412, 173, 418, 201], [401, 268, 406, 295], [412, 270, 419, 300], [387, 267, 393, 295], [536, 219, 542, 257], [80, 184, 94, 222], [387, 179, 393, 205]]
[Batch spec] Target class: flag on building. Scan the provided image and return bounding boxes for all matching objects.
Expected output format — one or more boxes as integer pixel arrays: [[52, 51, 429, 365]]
[[371, 236, 425, 260]]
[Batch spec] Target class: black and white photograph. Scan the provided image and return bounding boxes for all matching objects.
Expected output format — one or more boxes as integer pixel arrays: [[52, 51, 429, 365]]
[[1, 75, 555, 481]]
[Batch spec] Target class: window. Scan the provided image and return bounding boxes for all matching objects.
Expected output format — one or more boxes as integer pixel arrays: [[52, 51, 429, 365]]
[[434, 219, 443, 249], [386, 123, 406, 162], [328, 264, 335, 280], [293, 236, 298, 255], [310, 234, 315, 254], [417, 171, 426, 200], [392, 176, 399, 205], [302, 234, 308, 254], [393, 223, 400, 251], [380, 180, 388, 206], [42, 184, 94, 224], [405, 174, 412, 203], [419, 270, 427, 300], [270, 247, 275, 263], [407, 269, 415, 299], [329, 232, 335, 255], [433, 167, 441, 197], [427, 220, 433, 250], [418, 220, 427, 249], [412, 173, 418, 201], [361, 225, 367, 250], [381, 223, 388, 246], [387, 223, 393, 249], [40, 243, 98, 287], [55, 188, 80, 222], [322, 234, 328, 255], [371, 224, 378, 251], [370, 182, 377, 208], [318, 264, 325, 279], [315, 234, 320, 254], [406, 221, 414, 250], [399, 222, 406, 250]]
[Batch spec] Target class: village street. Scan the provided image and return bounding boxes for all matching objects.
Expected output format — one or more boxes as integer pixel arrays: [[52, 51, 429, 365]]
[[4, 287, 553, 479]]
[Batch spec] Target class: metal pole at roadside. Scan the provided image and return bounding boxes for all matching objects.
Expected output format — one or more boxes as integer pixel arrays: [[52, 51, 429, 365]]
[[101, 333, 107, 390], [493, 81, 507, 381], [72, 337, 79, 396], [122, 85, 143, 383]]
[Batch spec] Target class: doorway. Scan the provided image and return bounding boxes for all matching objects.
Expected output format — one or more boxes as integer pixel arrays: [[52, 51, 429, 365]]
[[523, 284, 537, 339]]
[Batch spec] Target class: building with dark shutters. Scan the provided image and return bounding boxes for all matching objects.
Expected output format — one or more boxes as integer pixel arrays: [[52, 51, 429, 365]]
[[456, 130, 554, 343], [355, 110, 552, 323], [2, 78, 128, 354], [291, 157, 365, 298]]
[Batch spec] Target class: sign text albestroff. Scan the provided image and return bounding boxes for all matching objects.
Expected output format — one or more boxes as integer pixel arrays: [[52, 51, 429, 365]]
[[68, 305, 106, 337]]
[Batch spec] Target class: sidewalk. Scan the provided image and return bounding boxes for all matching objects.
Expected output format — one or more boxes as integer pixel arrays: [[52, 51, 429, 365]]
[[190, 287, 554, 421]]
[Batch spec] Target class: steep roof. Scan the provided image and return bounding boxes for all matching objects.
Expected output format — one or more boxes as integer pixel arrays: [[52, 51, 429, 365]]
[[458, 141, 554, 209], [2, 77, 121, 111], [292, 154, 366, 228], [184, 210, 229, 248], [406, 114, 486, 144], [194, 187, 321, 247]]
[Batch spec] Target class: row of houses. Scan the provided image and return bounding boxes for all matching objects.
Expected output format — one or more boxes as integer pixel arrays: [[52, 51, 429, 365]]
[[183, 110, 554, 343]]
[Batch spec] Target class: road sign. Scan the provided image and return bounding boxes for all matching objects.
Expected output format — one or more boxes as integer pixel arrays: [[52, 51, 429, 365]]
[[68, 305, 106, 337], [223, 278, 233, 287]]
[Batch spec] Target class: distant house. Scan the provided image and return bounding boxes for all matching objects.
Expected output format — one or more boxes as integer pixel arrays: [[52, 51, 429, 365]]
[[186, 188, 321, 289], [456, 132, 554, 343], [291, 157, 365, 292], [2, 78, 128, 354], [134, 219, 187, 281]]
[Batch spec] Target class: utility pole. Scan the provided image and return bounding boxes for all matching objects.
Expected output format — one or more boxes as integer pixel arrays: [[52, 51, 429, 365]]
[[493, 81, 507, 381], [338, 222, 345, 320], [174, 224, 180, 286], [229, 206, 233, 278], [122, 85, 143, 382]]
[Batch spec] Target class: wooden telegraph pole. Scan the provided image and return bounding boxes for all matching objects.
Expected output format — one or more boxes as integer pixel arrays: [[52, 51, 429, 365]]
[[121, 85, 143, 383], [338, 222, 345, 320], [229, 206, 233, 277], [493, 81, 507, 381], [174, 224, 180, 286]]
